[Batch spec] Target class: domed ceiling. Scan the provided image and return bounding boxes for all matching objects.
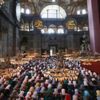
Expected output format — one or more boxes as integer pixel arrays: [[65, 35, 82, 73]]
[[20, 0, 87, 15]]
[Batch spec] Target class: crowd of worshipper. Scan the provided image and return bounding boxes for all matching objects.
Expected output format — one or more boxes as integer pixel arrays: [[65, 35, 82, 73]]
[[44, 68, 79, 82], [0, 56, 100, 100]]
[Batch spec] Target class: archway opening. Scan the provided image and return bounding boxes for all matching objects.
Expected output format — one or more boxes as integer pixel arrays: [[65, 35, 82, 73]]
[[40, 5, 67, 19]]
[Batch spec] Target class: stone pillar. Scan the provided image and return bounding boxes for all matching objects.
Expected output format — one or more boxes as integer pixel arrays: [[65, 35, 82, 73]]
[[8, 24, 13, 56], [87, 0, 100, 53], [67, 34, 74, 51], [33, 30, 41, 54], [16, 27, 20, 54], [12, 27, 20, 56]]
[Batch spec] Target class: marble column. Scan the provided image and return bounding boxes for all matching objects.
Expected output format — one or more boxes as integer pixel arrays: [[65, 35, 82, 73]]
[[87, 0, 100, 53]]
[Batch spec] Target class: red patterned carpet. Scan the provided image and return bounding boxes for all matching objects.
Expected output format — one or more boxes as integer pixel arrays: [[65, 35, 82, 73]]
[[82, 61, 100, 74]]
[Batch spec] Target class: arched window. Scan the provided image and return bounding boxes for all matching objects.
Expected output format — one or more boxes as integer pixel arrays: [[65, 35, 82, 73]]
[[41, 29, 45, 34], [41, 5, 67, 19], [41, 26, 48, 34], [57, 25, 64, 34], [57, 28, 64, 34], [48, 28, 55, 34], [41, 25, 66, 34]]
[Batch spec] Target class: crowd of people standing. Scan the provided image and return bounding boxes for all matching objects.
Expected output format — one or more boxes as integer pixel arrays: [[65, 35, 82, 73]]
[[0, 56, 100, 100]]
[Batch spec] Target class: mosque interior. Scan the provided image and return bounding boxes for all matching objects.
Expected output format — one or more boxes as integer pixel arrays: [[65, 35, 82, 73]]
[[0, 0, 100, 100]]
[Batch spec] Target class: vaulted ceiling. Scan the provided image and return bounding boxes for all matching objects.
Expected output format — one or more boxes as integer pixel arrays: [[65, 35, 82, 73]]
[[20, 0, 87, 15]]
